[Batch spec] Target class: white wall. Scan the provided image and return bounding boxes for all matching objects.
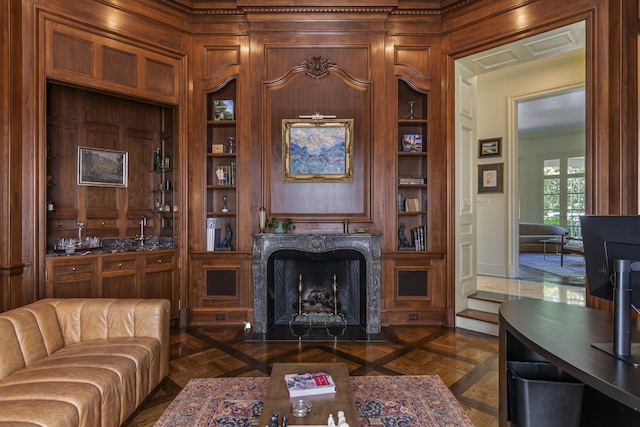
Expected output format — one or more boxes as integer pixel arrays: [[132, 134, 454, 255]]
[[476, 53, 585, 277]]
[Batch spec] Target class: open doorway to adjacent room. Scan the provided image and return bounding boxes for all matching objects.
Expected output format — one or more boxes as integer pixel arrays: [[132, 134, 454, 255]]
[[454, 21, 586, 305], [516, 87, 586, 287]]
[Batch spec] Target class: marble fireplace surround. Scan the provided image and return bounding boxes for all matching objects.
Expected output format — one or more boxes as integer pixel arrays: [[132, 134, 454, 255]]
[[252, 233, 381, 334]]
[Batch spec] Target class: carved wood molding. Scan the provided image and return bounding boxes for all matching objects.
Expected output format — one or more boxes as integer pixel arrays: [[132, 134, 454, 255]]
[[300, 56, 336, 79], [151, 0, 482, 16], [264, 56, 370, 90]]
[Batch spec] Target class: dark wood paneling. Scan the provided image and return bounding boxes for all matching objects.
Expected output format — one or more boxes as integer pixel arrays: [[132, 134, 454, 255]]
[[51, 31, 94, 77], [394, 46, 432, 81], [46, 83, 164, 240], [145, 58, 176, 97], [45, 19, 181, 104], [203, 46, 241, 80], [103, 47, 137, 87], [263, 47, 372, 220]]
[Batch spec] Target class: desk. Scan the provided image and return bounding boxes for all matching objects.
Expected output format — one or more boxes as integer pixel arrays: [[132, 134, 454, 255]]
[[499, 299, 640, 426], [259, 363, 358, 426]]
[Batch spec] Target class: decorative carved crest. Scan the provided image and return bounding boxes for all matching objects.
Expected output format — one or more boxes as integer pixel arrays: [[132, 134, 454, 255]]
[[301, 56, 336, 79]]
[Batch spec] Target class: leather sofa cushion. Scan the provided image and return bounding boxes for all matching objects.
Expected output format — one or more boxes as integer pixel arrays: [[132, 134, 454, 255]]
[[0, 298, 169, 427], [0, 400, 80, 426], [0, 382, 100, 426], [1, 351, 142, 427]]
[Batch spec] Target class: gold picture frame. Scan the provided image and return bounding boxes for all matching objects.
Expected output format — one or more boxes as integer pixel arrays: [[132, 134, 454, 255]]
[[282, 118, 354, 182], [77, 147, 128, 187]]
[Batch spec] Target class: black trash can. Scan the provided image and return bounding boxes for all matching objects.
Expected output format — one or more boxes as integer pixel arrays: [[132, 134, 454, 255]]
[[507, 361, 584, 427]]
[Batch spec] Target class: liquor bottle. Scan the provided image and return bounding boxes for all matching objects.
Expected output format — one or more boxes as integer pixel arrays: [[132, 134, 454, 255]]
[[153, 147, 162, 170]]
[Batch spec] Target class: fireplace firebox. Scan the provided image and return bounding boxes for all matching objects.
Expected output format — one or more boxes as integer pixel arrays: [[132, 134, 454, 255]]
[[252, 233, 381, 335]]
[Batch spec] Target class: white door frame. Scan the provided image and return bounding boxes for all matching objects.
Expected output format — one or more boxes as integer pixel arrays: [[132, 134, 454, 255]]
[[506, 83, 586, 278]]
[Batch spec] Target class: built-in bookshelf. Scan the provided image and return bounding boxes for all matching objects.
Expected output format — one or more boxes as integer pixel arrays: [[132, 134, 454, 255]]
[[205, 79, 237, 251], [397, 79, 428, 251]]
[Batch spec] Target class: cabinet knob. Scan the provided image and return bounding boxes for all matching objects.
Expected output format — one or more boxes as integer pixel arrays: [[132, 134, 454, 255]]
[[158, 259, 162, 263], [102, 221, 105, 226], [118, 263, 122, 267], [58, 222, 62, 226], [72, 267, 76, 271]]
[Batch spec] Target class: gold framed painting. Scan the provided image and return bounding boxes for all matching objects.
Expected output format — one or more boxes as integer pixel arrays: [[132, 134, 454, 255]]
[[77, 147, 128, 187], [282, 118, 354, 182]]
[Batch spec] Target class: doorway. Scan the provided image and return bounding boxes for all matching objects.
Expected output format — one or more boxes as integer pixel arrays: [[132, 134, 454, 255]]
[[454, 21, 586, 306]]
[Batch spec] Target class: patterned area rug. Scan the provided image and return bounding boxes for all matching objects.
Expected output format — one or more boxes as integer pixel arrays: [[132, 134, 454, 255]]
[[154, 376, 474, 427]]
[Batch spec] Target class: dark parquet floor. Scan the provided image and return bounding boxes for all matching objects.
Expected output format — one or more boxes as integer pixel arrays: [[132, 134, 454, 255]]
[[129, 324, 499, 426]]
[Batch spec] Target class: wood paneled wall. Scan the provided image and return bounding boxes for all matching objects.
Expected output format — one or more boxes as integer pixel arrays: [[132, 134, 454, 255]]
[[2, 0, 639, 319]]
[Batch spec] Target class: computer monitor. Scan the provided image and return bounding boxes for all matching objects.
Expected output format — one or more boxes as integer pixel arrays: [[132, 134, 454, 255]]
[[580, 215, 640, 366]]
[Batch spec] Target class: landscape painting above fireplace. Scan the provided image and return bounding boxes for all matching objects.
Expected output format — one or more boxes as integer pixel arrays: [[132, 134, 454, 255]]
[[282, 118, 354, 182]]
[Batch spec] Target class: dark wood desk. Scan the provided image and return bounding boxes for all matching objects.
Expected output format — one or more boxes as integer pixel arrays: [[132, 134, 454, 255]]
[[499, 299, 640, 426]]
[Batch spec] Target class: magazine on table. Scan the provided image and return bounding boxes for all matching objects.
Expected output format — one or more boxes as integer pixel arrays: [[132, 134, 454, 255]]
[[284, 371, 336, 397]]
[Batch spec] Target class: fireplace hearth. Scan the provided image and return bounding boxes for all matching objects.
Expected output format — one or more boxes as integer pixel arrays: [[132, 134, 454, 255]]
[[252, 233, 381, 336]]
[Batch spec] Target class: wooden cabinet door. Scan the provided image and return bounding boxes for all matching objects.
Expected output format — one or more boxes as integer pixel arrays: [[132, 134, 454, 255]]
[[142, 250, 178, 318], [99, 254, 140, 299], [46, 257, 97, 298]]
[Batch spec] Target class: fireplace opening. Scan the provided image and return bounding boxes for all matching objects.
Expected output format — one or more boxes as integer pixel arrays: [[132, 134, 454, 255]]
[[267, 249, 366, 330], [251, 233, 382, 340]]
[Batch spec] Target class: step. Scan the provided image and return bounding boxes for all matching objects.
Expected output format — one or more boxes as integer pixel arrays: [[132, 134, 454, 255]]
[[456, 309, 499, 336], [468, 295, 501, 314]]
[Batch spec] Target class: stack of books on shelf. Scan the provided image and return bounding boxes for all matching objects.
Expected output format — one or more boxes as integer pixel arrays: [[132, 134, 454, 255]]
[[404, 198, 420, 212], [284, 371, 336, 397], [206, 217, 221, 251], [399, 176, 424, 185], [411, 225, 428, 251], [214, 162, 236, 185]]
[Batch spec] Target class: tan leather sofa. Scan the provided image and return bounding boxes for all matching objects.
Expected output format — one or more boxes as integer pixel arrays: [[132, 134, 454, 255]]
[[0, 298, 170, 427]]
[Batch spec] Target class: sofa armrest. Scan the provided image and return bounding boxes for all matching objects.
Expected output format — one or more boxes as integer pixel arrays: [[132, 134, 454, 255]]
[[42, 298, 170, 377]]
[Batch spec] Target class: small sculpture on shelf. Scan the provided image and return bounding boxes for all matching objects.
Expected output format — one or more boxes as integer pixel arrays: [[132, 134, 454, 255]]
[[398, 223, 415, 251], [216, 224, 232, 251], [221, 195, 229, 213], [405, 100, 417, 119]]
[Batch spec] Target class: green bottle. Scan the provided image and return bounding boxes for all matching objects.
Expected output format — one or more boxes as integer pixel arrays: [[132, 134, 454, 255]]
[[153, 147, 162, 170]]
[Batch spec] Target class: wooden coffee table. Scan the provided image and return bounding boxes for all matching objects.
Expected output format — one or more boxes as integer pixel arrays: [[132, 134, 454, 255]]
[[258, 363, 358, 426]]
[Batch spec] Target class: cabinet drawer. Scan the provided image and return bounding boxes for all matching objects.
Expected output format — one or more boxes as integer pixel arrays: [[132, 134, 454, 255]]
[[144, 252, 176, 268], [87, 218, 119, 229], [47, 218, 78, 230], [50, 260, 95, 277], [102, 256, 138, 272]]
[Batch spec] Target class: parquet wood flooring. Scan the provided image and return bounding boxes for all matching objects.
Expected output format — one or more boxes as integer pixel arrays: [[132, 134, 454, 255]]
[[129, 325, 498, 426]]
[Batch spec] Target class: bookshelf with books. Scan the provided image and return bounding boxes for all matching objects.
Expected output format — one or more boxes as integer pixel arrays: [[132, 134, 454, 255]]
[[189, 39, 253, 327], [397, 79, 428, 252], [206, 80, 237, 252]]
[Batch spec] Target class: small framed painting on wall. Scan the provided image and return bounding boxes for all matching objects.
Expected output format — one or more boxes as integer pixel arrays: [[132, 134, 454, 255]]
[[478, 137, 502, 158], [478, 163, 503, 194]]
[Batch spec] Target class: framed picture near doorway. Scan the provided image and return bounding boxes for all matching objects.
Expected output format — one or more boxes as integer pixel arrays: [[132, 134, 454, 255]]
[[477, 163, 503, 193], [478, 137, 502, 158]]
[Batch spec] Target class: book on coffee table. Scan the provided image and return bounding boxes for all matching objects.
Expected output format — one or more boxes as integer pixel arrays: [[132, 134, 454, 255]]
[[284, 371, 336, 397]]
